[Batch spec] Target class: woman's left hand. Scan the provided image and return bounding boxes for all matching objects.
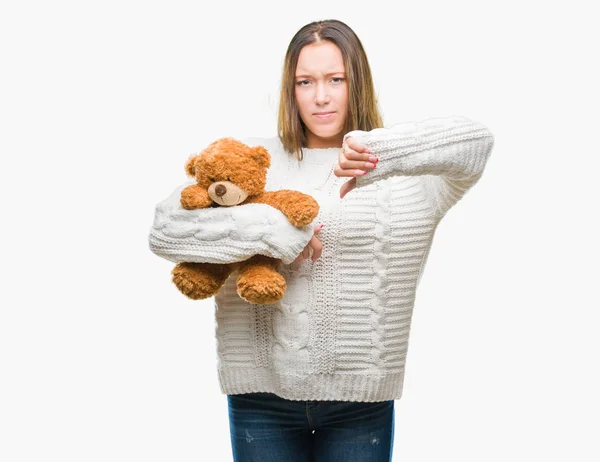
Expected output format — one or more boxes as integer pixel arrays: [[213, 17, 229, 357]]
[[334, 137, 378, 199]]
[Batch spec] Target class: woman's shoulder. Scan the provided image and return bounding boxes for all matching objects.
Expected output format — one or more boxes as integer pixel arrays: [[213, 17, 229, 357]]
[[242, 135, 288, 168], [241, 135, 284, 153], [239, 135, 290, 187]]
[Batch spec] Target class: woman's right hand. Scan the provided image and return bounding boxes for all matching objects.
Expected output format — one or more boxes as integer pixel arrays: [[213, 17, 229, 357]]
[[290, 224, 324, 269]]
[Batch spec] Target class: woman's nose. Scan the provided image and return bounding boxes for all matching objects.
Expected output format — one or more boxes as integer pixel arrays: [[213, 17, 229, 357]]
[[314, 83, 330, 105]]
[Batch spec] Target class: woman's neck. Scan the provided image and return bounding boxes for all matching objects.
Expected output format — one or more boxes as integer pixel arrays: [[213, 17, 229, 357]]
[[305, 131, 343, 149]]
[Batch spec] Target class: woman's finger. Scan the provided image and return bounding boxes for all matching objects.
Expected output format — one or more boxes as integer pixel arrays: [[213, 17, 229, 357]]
[[291, 254, 303, 269], [339, 147, 374, 163], [344, 136, 368, 152], [335, 147, 377, 178], [339, 155, 373, 171], [302, 245, 310, 260], [310, 235, 323, 262], [339, 177, 356, 199], [335, 151, 368, 177], [291, 224, 324, 268], [334, 166, 367, 178]]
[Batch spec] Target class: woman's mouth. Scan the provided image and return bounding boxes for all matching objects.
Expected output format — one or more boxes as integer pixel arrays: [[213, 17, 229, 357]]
[[314, 111, 335, 119]]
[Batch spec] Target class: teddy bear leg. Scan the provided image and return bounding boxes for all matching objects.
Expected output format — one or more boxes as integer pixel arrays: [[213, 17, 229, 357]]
[[171, 262, 234, 300], [236, 255, 287, 305]]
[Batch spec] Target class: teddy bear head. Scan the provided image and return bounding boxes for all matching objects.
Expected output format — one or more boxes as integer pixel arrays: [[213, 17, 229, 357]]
[[185, 137, 271, 206]]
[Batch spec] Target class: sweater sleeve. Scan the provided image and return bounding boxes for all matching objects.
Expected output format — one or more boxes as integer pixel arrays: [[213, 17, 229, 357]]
[[148, 181, 315, 265], [148, 136, 316, 265], [343, 116, 494, 218]]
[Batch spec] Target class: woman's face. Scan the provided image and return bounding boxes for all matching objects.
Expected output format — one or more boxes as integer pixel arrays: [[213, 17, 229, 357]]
[[294, 41, 348, 149]]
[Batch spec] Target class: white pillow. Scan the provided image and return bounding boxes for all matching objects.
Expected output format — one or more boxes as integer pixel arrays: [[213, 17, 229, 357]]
[[148, 182, 314, 265]]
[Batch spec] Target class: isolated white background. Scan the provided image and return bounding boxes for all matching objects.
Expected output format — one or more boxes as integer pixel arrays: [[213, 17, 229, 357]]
[[1, 0, 598, 461]]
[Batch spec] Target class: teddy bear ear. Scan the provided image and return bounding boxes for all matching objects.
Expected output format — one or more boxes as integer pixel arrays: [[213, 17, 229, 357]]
[[184, 154, 198, 177], [251, 146, 271, 169]]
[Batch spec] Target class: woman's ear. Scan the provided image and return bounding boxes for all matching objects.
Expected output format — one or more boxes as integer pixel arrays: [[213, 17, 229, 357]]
[[251, 146, 271, 169], [185, 154, 198, 177]]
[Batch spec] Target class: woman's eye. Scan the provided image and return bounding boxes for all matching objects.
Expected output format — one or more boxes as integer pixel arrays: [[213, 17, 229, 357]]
[[296, 78, 344, 86]]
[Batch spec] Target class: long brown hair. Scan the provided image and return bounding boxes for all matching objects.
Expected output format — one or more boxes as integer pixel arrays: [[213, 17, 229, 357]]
[[277, 19, 383, 160]]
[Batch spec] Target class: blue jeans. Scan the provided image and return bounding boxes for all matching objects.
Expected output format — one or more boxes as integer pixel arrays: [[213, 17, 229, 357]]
[[227, 392, 395, 461]]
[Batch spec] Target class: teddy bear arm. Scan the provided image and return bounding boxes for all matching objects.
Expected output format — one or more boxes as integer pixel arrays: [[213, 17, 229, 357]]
[[180, 184, 212, 209], [248, 191, 319, 227]]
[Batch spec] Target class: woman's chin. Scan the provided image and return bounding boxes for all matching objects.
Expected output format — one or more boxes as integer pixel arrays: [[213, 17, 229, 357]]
[[306, 128, 343, 145]]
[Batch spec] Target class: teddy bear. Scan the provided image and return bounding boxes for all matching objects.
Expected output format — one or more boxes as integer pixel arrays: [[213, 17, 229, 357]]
[[171, 137, 320, 305]]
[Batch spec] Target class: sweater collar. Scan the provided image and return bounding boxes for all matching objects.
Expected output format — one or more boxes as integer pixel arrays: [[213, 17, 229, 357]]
[[298, 146, 341, 167]]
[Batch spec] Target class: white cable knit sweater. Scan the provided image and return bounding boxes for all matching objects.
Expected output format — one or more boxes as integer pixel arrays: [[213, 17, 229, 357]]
[[150, 115, 494, 402]]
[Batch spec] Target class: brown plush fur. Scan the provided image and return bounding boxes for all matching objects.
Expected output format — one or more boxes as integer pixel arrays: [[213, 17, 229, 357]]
[[171, 138, 319, 305]]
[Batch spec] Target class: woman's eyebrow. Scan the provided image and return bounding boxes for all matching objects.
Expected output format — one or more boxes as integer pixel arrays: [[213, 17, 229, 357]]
[[295, 71, 345, 79]]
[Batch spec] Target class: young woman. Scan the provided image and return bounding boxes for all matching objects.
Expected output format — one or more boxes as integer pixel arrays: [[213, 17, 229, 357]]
[[222, 19, 494, 461], [151, 18, 494, 462]]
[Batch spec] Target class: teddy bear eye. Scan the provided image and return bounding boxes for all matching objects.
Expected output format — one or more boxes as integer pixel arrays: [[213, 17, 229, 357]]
[[208, 177, 215, 182]]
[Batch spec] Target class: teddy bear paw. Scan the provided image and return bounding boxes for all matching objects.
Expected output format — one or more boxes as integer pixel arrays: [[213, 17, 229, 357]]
[[171, 263, 227, 300], [236, 272, 287, 305]]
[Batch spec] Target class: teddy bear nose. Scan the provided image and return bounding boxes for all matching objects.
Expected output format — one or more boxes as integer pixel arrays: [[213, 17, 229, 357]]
[[214, 184, 227, 197]]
